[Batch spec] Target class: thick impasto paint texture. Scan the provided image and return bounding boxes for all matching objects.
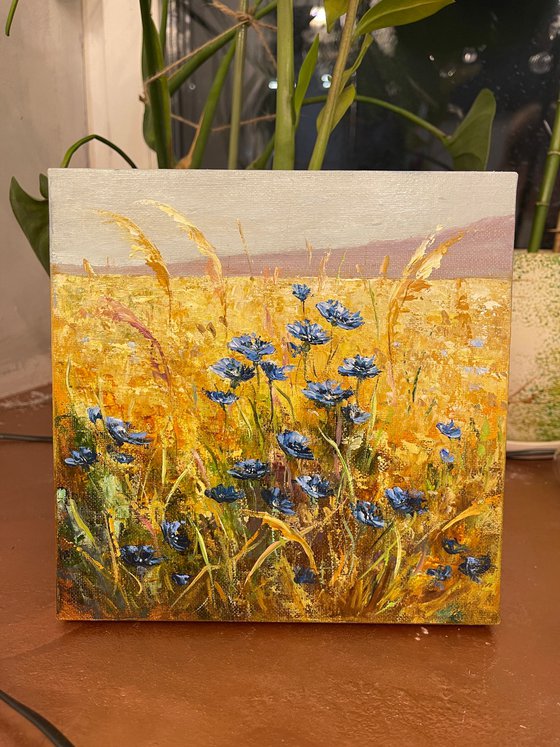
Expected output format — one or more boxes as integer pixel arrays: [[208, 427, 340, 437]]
[[50, 170, 517, 623]]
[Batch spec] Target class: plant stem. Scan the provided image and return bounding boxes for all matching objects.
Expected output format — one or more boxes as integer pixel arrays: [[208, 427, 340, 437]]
[[247, 90, 448, 171], [528, 96, 560, 252], [4, 0, 20, 36], [60, 134, 137, 169], [304, 95, 446, 142], [140, 0, 173, 168], [269, 381, 275, 424], [168, 1, 278, 96], [228, 0, 249, 169], [308, 0, 360, 170], [191, 43, 236, 169], [160, 0, 169, 52], [273, 0, 295, 169]]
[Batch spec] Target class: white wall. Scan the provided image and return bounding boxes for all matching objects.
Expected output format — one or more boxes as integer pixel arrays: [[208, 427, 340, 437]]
[[82, 0, 156, 169], [0, 0, 155, 398], [0, 0, 88, 397]]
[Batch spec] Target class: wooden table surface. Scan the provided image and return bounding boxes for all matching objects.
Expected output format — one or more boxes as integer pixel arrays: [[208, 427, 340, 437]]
[[1, 393, 559, 747]]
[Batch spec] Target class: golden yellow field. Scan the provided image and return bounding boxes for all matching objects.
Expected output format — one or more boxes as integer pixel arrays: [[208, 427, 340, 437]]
[[53, 243, 509, 623]]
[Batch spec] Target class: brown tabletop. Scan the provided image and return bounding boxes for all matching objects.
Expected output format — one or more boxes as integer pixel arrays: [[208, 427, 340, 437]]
[[1, 392, 559, 747]]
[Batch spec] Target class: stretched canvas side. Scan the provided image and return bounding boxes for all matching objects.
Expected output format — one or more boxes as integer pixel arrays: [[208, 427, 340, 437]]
[[49, 170, 517, 623]]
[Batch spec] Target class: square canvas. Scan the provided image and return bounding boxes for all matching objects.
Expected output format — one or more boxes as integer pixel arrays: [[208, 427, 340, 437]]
[[50, 170, 516, 623]]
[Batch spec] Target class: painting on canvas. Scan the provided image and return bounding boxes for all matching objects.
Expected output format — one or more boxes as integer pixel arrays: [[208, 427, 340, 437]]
[[50, 170, 516, 623]]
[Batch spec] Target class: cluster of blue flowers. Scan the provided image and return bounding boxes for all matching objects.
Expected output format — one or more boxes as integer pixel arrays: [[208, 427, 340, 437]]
[[119, 519, 194, 581], [422, 537, 492, 587], [436, 419, 461, 466], [64, 407, 154, 472]]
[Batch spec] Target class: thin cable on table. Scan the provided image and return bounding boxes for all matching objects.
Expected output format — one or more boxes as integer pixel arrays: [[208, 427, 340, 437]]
[[0, 689, 74, 747], [0, 433, 53, 442]]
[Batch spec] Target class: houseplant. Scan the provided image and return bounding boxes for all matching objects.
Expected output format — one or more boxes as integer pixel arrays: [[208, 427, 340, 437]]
[[508, 93, 560, 449], [6, 0, 497, 273]]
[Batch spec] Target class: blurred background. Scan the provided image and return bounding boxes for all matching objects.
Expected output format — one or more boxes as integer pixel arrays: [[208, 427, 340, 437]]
[[2, 0, 560, 399]]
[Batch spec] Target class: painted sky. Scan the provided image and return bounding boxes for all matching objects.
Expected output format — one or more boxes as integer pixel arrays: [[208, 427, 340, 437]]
[[49, 169, 517, 275]]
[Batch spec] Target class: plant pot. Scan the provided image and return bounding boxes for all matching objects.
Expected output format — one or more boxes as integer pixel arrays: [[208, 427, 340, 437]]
[[507, 250, 560, 449]]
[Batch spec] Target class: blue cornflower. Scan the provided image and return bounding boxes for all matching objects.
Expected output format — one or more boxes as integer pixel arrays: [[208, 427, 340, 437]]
[[228, 333, 275, 362], [426, 565, 452, 582], [436, 420, 462, 439], [228, 459, 270, 480], [262, 487, 296, 516], [210, 357, 255, 387], [287, 319, 330, 346], [204, 389, 239, 406], [292, 283, 311, 303], [458, 555, 492, 583], [260, 361, 294, 382], [120, 545, 164, 569], [294, 567, 317, 584], [276, 430, 314, 460], [64, 447, 97, 469], [440, 448, 455, 464], [111, 452, 134, 464], [87, 407, 151, 446], [316, 299, 364, 330], [302, 380, 354, 408], [105, 417, 152, 446], [161, 520, 189, 552], [87, 406, 103, 424], [295, 474, 333, 500], [338, 354, 381, 380], [443, 537, 469, 555], [341, 404, 371, 424], [350, 500, 385, 528], [385, 486, 427, 516], [171, 573, 191, 586], [204, 484, 245, 503]]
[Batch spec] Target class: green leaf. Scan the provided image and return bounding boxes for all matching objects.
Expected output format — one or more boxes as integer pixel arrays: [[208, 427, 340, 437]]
[[247, 137, 274, 169], [39, 173, 49, 199], [354, 0, 454, 38], [9, 176, 49, 274], [191, 42, 236, 169], [341, 35, 373, 88], [294, 35, 320, 117], [444, 89, 496, 170], [316, 84, 355, 134], [142, 105, 156, 152], [139, 0, 173, 168], [324, 0, 348, 32]]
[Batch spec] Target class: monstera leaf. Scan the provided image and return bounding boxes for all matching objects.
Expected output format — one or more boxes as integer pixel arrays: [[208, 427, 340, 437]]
[[445, 89, 496, 170], [9, 176, 50, 273], [354, 0, 454, 37]]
